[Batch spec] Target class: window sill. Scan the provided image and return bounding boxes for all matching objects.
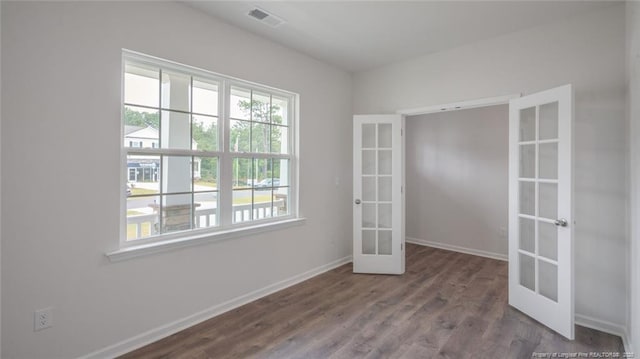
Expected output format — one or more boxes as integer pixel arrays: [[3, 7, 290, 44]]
[[106, 217, 306, 262]]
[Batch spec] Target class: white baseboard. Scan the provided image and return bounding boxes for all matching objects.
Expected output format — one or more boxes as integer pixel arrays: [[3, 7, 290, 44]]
[[406, 236, 508, 262], [575, 314, 631, 353], [81, 255, 353, 359]]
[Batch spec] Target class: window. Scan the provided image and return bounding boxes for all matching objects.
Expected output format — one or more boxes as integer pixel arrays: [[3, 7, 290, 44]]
[[123, 51, 296, 244]]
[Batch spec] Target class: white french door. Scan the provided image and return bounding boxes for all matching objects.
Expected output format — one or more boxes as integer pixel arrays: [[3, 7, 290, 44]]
[[508, 84, 574, 339], [353, 115, 405, 275]]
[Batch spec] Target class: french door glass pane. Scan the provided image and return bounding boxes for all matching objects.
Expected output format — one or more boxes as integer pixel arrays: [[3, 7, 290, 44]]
[[362, 203, 376, 228], [539, 260, 558, 302], [519, 217, 535, 253], [378, 230, 392, 255], [362, 177, 375, 201], [519, 253, 536, 291], [539, 183, 558, 219], [378, 150, 392, 175], [362, 150, 376, 175], [539, 102, 559, 140], [378, 124, 392, 148], [378, 177, 392, 202], [362, 124, 376, 148], [539, 221, 558, 261], [362, 230, 376, 254], [519, 144, 535, 178], [161, 71, 191, 112], [519, 182, 535, 216], [378, 203, 392, 228], [519, 107, 536, 141], [539, 143, 558, 179]]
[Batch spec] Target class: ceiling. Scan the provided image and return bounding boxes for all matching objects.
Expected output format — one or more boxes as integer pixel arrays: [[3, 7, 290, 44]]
[[185, 1, 618, 72]]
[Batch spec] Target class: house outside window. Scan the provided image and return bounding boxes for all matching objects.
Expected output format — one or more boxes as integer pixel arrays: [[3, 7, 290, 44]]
[[122, 51, 297, 244]]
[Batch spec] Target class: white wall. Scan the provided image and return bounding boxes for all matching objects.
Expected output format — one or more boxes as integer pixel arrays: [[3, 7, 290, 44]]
[[355, 4, 628, 329], [0, 2, 352, 358], [406, 105, 508, 258], [628, 0, 640, 353]]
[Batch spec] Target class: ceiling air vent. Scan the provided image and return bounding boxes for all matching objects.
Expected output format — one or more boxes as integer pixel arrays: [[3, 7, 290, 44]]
[[247, 7, 285, 28]]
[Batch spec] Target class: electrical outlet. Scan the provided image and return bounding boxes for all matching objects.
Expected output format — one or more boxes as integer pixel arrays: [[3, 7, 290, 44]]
[[34, 307, 53, 331]]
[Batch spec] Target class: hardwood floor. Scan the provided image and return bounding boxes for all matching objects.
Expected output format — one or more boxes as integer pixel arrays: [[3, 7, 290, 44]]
[[122, 244, 624, 359]]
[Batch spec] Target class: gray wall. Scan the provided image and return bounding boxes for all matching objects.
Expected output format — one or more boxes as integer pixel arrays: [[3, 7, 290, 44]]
[[354, 4, 628, 330], [1, 2, 352, 357], [406, 105, 508, 259], [628, 0, 640, 353]]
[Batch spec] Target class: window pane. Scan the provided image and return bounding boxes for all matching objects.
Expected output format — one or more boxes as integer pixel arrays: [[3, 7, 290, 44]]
[[253, 158, 272, 188], [160, 193, 193, 234], [161, 70, 190, 112], [252, 91, 271, 123], [230, 119, 251, 152], [254, 187, 274, 221], [194, 191, 218, 229], [126, 194, 159, 241], [271, 125, 288, 154], [192, 79, 218, 116], [160, 111, 190, 149], [230, 87, 251, 120], [124, 106, 159, 149], [127, 155, 160, 190], [161, 156, 192, 194], [232, 189, 253, 223], [272, 159, 289, 187], [232, 158, 253, 189], [272, 96, 289, 126], [273, 187, 289, 217], [251, 122, 270, 153], [192, 115, 218, 151], [195, 157, 217, 191], [124, 63, 159, 108]]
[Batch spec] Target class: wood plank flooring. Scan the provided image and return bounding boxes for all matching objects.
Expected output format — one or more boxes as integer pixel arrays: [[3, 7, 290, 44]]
[[122, 244, 624, 359]]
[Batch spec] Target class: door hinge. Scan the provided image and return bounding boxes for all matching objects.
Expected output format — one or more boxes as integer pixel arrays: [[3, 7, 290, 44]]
[[401, 186, 403, 193], [401, 243, 403, 250], [401, 129, 403, 136]]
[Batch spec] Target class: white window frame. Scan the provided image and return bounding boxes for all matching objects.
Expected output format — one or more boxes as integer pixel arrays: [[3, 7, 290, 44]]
[[118, 50, 300, 252]]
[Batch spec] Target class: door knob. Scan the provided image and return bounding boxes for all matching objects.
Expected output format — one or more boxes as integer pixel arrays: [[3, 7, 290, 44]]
[[354, 199, 361, 205], [554, 218, 568, 227]]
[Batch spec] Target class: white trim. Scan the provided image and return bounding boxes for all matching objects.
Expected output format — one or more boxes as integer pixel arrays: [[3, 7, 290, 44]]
[[107, 218, 306, 262], [396, 93, 520, 116], [406, 236, 508, 262], [81, 254, 352, 359], [575, 314, 631, 353]]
